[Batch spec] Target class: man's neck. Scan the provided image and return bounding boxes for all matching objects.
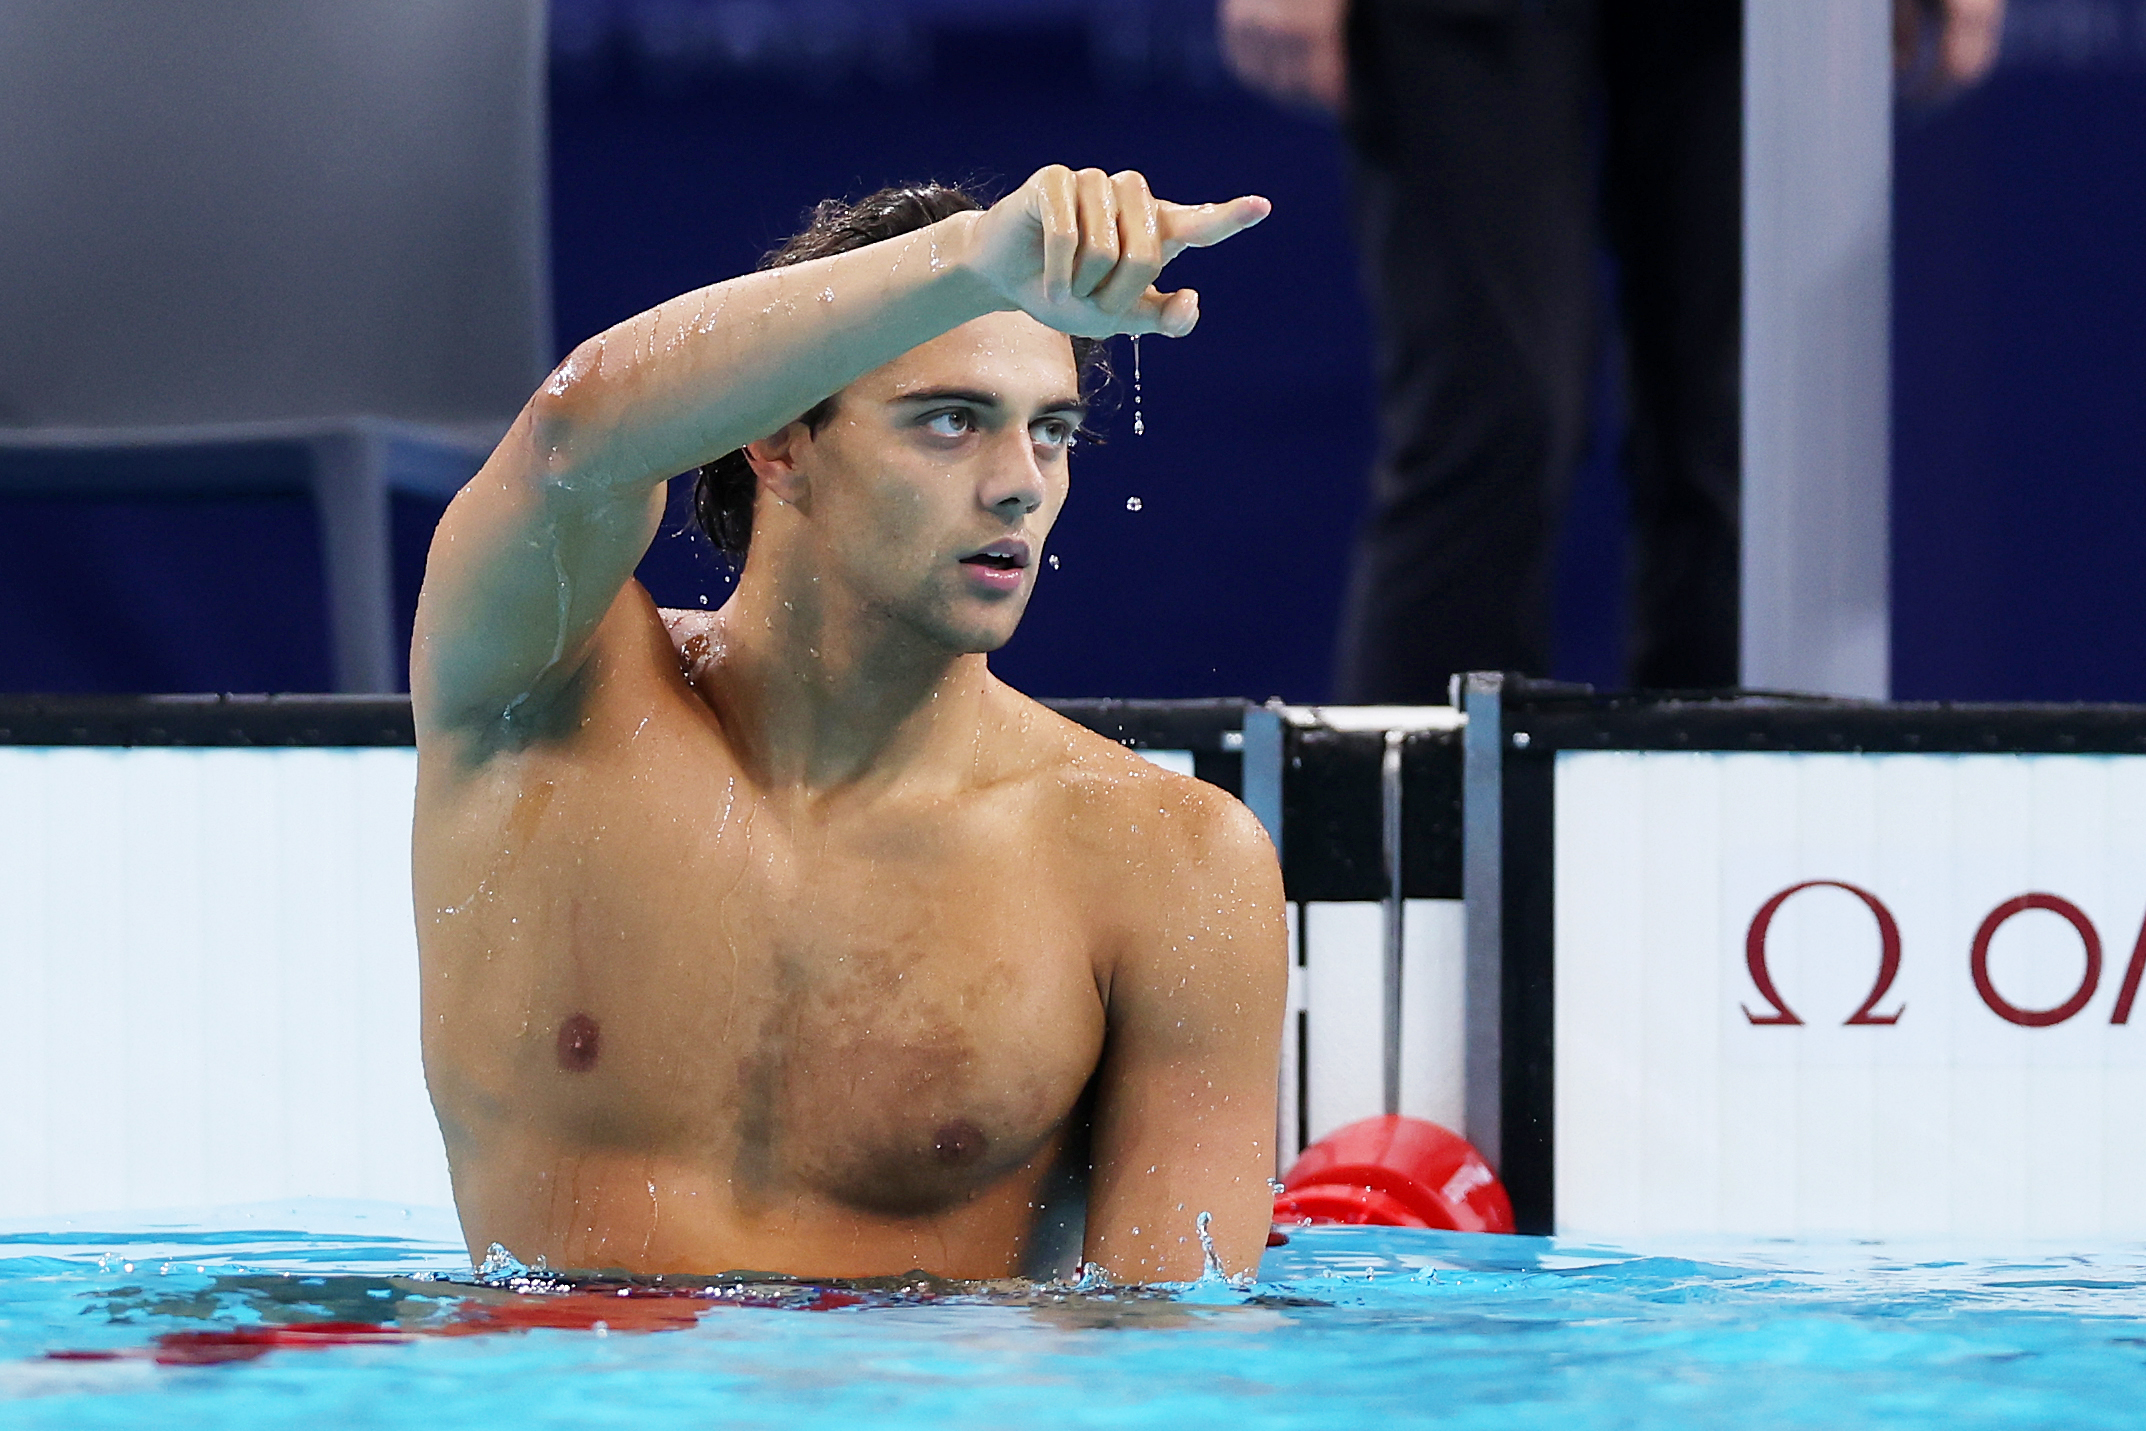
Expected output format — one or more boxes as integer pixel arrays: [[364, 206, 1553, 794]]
[[699, 567, 991, 797]]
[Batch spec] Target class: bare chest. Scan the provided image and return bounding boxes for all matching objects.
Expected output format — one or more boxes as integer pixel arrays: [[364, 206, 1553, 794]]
[[420, 766, 1108, 1217]]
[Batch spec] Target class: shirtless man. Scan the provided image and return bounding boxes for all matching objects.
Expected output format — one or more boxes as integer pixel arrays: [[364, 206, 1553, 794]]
[[410, 166, 1285, 1283]]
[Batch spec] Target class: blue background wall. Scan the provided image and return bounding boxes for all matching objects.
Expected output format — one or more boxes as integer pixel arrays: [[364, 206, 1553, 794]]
[[1892, 56, 2146, 700], [4, 0, 2145, 703]]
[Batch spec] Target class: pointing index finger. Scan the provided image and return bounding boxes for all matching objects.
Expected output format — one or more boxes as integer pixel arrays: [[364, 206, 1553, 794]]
[[1157, 195, 1273, 255]]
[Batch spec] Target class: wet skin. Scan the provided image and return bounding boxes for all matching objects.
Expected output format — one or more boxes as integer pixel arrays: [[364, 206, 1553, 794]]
[[412, 168, 1283, 1282]]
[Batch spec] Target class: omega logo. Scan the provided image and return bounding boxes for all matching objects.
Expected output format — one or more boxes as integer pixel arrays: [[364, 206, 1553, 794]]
[[1742, 880, 2146, 1028]]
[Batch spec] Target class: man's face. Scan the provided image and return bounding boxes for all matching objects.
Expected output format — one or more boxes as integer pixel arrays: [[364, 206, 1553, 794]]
[[779, 311, 1082, 654]]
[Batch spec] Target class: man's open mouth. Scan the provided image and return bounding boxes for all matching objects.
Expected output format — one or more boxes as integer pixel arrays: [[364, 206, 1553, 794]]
[[959, 542, 1030, 571]]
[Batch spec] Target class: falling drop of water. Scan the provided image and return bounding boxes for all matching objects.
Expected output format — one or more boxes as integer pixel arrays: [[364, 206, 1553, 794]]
[[1125, 496, 1143, 512], [1048, 553, 1061, 569], [1131, 333, 1145, 436]]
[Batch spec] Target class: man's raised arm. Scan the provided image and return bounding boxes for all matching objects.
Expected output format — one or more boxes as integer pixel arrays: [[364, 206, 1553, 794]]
[[1083, 792, 1288, 1282], [410, 167, 1269, 744]]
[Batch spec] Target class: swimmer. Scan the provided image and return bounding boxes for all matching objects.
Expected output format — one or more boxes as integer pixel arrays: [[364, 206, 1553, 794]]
[[410, 166, 1284, 1283]]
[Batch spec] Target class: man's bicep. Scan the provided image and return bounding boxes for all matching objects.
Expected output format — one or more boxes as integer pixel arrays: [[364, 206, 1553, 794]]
[[411, 414, 668, 739], [1084, 1010, 1281, 1282], [1082, 800, 1288, 1281]]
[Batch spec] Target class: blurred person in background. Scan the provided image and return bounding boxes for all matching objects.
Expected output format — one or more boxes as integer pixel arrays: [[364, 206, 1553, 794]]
[[1221, 0, 2003, 700]]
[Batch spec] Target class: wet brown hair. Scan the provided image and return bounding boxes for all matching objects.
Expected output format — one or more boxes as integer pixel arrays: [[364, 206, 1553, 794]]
[[692, 182, 1111, 560]]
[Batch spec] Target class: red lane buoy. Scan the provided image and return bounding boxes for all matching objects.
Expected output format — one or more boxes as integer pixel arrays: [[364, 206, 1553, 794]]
[[1271, 1115, 1515, 1235]]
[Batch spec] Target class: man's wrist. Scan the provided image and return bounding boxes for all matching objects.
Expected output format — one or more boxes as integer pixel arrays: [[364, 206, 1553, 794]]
[[931, 209, 1019, 319]]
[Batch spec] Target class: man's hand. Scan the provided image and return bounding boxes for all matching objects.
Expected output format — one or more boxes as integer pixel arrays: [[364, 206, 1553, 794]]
[[1219, 0, 1348, 113], [1896, 0, 2005, 93], [964, 166, 1269, 341]]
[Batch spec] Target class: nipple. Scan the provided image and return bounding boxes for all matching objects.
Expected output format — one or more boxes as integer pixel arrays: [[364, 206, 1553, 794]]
[[1131, 333, 1144, 436], [556, 1012, 601, 1072], [931, 1118, 986, 1165]]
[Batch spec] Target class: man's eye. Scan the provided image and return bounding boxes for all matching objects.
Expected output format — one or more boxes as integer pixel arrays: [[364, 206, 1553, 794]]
[[923, 410, 974, 437], [1033, 420, 1076, 449]]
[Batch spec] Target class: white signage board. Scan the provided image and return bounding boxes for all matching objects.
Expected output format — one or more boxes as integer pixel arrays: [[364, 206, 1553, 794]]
[[0, 747, 453, 1219], [1555, 750, 2146, 1239]]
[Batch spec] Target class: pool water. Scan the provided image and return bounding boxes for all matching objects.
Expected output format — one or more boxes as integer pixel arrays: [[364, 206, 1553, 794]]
[[2, 1203, 2144, 1428]]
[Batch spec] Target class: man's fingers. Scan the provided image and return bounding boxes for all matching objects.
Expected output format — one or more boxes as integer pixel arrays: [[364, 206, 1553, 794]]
[[1003, 167, 1258, 335], [1938, 0, 2003, 85], [1158, 195, 1273, 256], [1132, 286, 1201, 339], [1071, 168, 1121, 300], [1227, 28, 1300, 102], [1090, 171, 1165, 315], [1035, 166, 1080, 303], [1220, 0, 1347, 111]]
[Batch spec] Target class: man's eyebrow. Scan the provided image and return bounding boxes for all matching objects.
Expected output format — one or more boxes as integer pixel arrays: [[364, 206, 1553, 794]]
[[890, 386, 1004, 408], [890, 387, 1087, 417]]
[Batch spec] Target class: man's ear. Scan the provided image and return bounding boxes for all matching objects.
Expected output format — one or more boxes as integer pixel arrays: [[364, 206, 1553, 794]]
[[744, 420, 813, 511]]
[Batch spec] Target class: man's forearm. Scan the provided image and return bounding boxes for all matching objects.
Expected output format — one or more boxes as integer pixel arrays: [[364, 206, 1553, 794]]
[[532, 211, 1005, 493]]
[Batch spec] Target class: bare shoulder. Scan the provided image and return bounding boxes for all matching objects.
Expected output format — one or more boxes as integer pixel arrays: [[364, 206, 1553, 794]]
[[1003, 696, 1286, 1042], [1003, 694, 1280, 901]]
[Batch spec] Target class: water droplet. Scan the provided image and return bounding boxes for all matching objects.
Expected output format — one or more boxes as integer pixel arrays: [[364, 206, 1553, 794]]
[[818, 286, 835, 303], [1048, 553, 1061, 569], [1131, 333, 1145, 436], [1125, 496, 1143, 512]]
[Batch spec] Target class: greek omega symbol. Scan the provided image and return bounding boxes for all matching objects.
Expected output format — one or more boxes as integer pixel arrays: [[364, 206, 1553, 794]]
[[1743, 882, 2146, 1028], [1742, 881, 1902, 1026]]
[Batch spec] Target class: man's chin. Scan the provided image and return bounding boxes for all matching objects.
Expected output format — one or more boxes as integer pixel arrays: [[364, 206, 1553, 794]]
[[887, 608, 1020, 659], [948, 620, 1019, 656], [933, 591, 1029, 655]]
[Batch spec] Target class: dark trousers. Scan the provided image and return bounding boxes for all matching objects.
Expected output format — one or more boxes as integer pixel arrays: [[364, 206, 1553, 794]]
[[1333, 0, 1742, 702]]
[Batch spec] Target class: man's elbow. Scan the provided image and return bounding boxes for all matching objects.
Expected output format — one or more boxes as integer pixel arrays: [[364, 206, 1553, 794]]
[[522, 337, 620, 485]]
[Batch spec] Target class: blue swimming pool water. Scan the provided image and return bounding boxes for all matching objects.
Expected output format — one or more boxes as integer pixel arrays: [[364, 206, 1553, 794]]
[[1, 1203, 2143, 1428]]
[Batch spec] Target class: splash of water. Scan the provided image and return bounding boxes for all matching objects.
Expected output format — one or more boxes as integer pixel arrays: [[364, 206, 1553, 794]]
[[1195, 1210, 1225, 1282], [1071, 1260, 1113, 1293], [475, 1243, 527, 1285]]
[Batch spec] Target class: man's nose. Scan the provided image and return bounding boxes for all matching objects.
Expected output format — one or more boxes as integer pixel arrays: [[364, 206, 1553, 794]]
[[979, 429, 1045, 519]]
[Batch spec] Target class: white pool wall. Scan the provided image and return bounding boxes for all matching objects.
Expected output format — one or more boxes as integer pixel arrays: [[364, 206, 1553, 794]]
[[0, 747, 452, 1219]]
